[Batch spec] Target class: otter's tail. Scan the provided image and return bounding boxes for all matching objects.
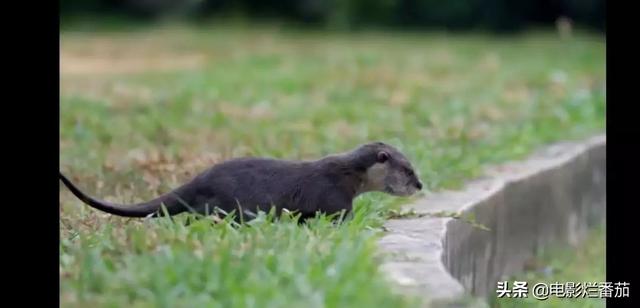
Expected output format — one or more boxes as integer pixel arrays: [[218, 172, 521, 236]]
[[59, 172, 189, 218]]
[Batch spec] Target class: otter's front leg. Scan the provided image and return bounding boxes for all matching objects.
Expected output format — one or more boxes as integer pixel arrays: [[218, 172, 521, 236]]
[[315, 191, 354, 222]]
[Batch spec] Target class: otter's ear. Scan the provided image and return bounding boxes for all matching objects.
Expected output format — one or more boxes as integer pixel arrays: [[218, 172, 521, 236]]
[[377, 151, 389, 163]]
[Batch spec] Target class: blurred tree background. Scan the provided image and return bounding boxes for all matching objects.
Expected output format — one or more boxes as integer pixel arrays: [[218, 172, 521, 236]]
[[61, 0, 604, 32]]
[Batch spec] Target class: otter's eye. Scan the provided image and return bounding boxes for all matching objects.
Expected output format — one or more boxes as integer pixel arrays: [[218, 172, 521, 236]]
[[405, 167, 414, 176], [377, 151, 389, 163]]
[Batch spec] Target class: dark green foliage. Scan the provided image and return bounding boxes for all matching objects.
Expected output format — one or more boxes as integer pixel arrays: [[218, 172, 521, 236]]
[[60, 0, 605, 32]]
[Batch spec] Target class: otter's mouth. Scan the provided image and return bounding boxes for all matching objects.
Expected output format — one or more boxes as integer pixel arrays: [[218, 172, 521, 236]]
[[384, 185, 416, 197], [383, 185, 396, 195]]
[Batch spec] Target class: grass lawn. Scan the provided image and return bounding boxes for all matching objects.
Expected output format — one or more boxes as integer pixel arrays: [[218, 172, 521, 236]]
[[60, 23, 605, 307], [492, 228, 606, 308]]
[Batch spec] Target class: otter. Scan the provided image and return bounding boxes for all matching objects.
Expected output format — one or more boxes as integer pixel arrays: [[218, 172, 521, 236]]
[[59, 142, 423, 222]]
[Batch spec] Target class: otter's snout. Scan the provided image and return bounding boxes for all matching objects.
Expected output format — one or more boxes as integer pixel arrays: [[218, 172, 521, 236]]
[[415, 181, 423, 190]]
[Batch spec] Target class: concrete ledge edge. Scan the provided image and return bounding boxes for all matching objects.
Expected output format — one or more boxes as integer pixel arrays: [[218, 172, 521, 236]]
[[377, 134, 606, 307]]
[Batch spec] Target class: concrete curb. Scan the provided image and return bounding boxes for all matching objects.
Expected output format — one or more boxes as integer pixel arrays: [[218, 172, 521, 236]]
[[378, 134, 606, 307]]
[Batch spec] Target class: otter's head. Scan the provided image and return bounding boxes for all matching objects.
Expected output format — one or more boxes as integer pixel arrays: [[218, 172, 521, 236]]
[[353, 142, 423, 197]]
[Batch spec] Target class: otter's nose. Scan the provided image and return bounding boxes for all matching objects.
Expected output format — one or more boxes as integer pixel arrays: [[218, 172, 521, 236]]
[[416, 181, 423, 190]]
